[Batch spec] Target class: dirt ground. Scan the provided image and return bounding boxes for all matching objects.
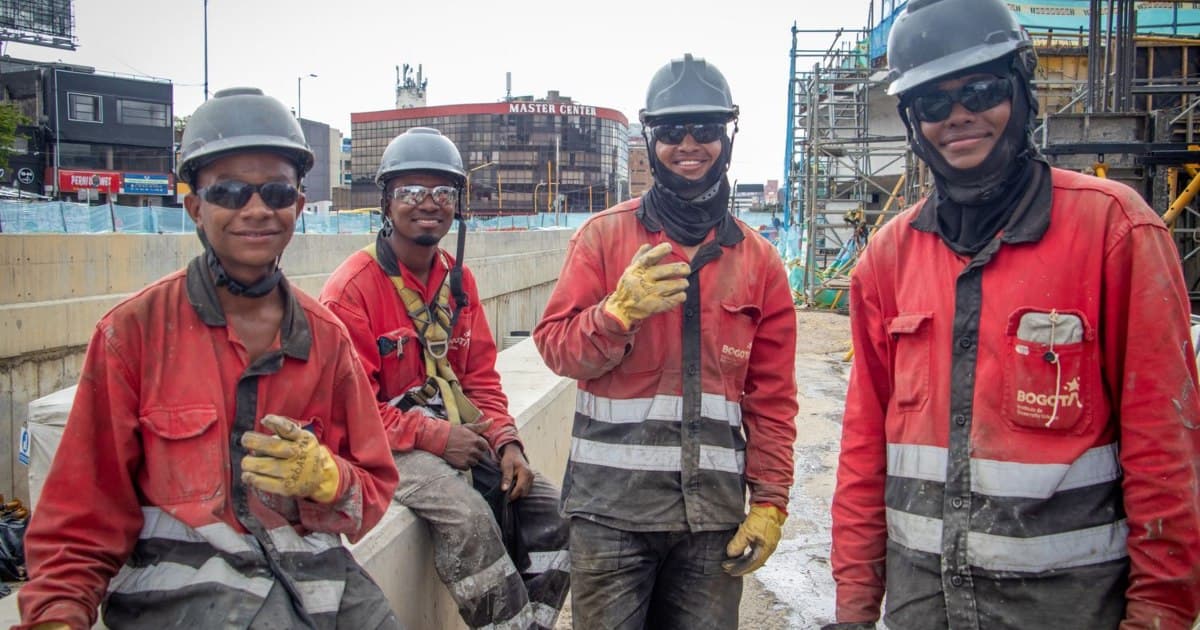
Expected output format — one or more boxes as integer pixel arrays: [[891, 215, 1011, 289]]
[[555, 308, 853, 629]]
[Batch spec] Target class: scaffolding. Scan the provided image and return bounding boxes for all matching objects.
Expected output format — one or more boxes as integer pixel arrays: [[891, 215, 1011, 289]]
[[781, 0, 1200, 309], [783, 23, 920, 309]]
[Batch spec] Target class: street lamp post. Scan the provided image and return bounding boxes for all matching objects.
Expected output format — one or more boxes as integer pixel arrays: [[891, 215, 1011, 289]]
[[297, 73, 317, 119], [465, 161, 496, 215], [534, 181, 546, 214]]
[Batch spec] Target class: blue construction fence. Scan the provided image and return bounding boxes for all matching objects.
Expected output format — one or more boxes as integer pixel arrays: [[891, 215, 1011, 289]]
[[0, 202, 638, 235]]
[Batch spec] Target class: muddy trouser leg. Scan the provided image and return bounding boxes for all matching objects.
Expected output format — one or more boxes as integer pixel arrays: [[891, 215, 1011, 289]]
[[568, 518, 662, 630], [644, 529, 742, 630], [394, 450, 532, 630], [513, 472, 570, 629], [336, 563, 405, 629]]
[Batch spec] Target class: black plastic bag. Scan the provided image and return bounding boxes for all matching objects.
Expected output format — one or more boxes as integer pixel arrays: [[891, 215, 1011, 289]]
[[471, 455, 530, 573]]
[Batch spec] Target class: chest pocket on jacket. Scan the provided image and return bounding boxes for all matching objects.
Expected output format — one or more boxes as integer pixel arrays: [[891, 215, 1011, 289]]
[[1003, 308, 1096, 433], [719, 302, 760, 382], [888, 312, 933, 412], [377, 325, 417, 394], [138, 405, 222, 505]]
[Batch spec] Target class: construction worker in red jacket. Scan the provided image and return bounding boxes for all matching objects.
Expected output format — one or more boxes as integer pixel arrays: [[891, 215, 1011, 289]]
[[533, 53, 798, 629], [16, 88, 401, 630], [319, 127, 569, 630], [827, 1, 1200, 628]]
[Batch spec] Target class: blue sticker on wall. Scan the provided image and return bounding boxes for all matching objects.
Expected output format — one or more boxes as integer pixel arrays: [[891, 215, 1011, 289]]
[[17, 426, 30, 466]]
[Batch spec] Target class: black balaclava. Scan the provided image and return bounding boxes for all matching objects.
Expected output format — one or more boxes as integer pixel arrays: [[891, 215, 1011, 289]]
[[197, 228, 283, 298], [901, 55, 1051, 255], [641, 120, 735, 246]]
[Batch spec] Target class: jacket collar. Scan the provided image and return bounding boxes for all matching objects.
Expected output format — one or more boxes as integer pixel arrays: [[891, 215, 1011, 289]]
[[185, 256, 311, 361]]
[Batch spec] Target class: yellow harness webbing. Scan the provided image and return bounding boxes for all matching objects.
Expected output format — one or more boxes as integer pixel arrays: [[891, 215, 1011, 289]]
[[364, 243, 483, 426]]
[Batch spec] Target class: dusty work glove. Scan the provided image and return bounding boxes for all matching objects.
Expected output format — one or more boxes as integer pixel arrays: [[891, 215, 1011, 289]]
[[241, 414, 341, 504], [723, 505, 786, 576], [819, 624, 876, 630], [603, 242, 691, 330]]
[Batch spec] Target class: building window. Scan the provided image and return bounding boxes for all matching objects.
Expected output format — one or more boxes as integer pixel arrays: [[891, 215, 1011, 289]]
[[67, 92, 101, 123], [117, 99, 169, 127]]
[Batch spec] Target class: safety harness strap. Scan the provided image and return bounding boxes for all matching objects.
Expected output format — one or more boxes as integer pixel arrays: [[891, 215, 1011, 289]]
[[363, 244, 483, 426]]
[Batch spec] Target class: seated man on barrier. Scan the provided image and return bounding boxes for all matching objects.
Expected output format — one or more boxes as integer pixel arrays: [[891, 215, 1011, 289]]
[[319, 127, 569, 630], [16, 88, 401, 630]]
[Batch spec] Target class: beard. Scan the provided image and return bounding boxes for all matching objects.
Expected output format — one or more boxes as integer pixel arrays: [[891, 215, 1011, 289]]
[[412, 233, 441, 247]]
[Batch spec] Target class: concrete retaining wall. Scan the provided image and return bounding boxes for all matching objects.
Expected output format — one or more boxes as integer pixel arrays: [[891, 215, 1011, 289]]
[[0, 230, 572, 502]]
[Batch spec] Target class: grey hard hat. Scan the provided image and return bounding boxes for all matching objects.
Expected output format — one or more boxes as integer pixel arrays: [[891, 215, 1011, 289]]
[[886, 0, 1035, 96], [639, 53, 739, 124], [176, 87, 315, 185], [375, 127, 466, 188]]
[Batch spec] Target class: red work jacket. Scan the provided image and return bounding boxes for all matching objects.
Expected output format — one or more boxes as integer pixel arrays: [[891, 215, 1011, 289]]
[[319, 247, 521, 456], [18, 259, 398, 630], [833, 168, 1200, 629], [533, 200, 797, 532]]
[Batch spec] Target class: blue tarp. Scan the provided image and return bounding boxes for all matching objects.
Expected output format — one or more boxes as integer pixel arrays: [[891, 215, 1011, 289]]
[[0, 201, 636, 235]]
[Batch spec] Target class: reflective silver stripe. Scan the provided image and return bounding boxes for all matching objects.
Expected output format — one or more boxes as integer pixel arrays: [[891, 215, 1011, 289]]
[[700, 444, 746, 474], [886, 508, 1129, 572], [570, 438, 745, 474], [576, 390, 742, 427], [449, 553, 517, 603], [266, 526, 341, 556], [571, 438, 679, 471], [139, 506, 255, 556], [533, 602, 561, 629], [887, 443, 1121, 498], [294, 579, 344, 615], [525, 550, 570, 575], [478, 601, 534, 630], [107, 557, 273, 598]]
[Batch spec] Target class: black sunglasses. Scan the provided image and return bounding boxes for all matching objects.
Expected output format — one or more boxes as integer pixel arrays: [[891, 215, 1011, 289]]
[[197, 180, 299, 210], [651, 122, 725, 145], [910, 76, 1013, 123]]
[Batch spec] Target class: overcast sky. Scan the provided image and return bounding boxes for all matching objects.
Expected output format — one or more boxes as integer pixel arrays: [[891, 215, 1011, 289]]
[[3, 0, 878, 185]]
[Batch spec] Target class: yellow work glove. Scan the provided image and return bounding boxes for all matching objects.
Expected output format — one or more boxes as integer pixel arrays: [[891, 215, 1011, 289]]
[[603, 242, 692, 330], [30, 623, 69, 630], [723, 505, 786, 576], [240, 414, 341, 504]]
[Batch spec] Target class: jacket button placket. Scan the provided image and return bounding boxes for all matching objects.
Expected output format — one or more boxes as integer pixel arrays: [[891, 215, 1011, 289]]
[[942, 265, 986, 629]]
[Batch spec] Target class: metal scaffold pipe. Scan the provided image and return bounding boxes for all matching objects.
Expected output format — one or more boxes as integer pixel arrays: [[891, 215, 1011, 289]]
[[1164, 169, 1200, 226]]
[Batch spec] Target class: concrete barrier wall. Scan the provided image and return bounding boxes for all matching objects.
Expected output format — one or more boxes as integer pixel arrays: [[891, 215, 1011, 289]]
[[0, 337, 577, 629], [0, 230, 572, 502]]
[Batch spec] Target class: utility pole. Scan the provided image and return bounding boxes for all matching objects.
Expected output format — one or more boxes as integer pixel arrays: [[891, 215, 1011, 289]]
[[203, 0, 209, 101]]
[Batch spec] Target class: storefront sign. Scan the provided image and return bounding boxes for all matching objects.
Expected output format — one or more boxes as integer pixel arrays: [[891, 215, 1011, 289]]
[[507, 102, 598, 117], [58, 169, 121, 193], [122, 172, 171, 196]]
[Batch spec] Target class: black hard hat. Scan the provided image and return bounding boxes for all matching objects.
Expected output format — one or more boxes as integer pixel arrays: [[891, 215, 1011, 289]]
[[375, 127, 466, 189], [886, 0, 1034, 96], [639, 53, 739, 125], [177, 87, 314, 185]]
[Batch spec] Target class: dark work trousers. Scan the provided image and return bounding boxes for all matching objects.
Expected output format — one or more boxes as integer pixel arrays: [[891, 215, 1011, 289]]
[[248, 564, 403, 629], [568, 517, 742, 630], [394, 450, 570, 630]]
